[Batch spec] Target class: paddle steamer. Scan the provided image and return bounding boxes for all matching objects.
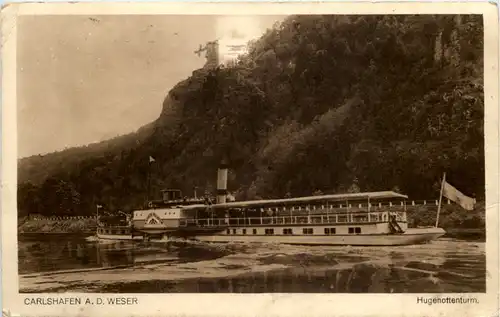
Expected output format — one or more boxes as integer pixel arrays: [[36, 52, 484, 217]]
[[97, 166, 445, 246]]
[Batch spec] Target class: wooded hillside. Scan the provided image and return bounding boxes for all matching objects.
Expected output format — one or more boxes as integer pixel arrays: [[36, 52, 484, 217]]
[[18, 15, 484, 217]]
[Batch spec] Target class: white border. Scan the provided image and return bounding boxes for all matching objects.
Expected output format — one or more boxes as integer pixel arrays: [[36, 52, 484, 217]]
[[2, 2, 499, 317]]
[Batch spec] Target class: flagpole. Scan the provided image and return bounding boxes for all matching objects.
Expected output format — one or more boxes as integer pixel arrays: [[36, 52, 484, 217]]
[[435, 172, 446, 227], [96, 205, 101, 227], [147, 159, 152, 203], [146, 156, 157, 204]]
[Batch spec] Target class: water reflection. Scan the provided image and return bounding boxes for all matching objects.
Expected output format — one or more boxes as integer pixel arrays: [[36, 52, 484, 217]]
[[18, 235, 485, 293], [94, 240, 485, 294], [100, 261, 484, 293], [18, 234, 229, 274]]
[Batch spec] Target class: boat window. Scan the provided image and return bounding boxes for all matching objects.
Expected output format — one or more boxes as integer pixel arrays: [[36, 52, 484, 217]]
[[355, 227, 361, 234], [226, 229, 230, 234], [242, 229, 247, 235], [338, 215, 348, 222], [265, 229, 274, 235], [353, 214, 368, 222], [324, 228, 336, 235], [326, 216, 336, 223], [253, 229, 257, 235], [311, 216, 322, 224], [348, 227, 354, 234], [233, 229, 236, 234], [297, 216, 308, 224], [283, 228, 293, 235], [302, 228, 313, 235]]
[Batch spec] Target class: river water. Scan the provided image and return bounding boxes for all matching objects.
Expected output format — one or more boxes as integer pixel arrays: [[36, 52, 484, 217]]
[[18, 234, 485, 293]]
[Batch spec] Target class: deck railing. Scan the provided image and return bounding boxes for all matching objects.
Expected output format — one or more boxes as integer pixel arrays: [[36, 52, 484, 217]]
[[26, 199, 450, 221], [219, 199, 445, 217], [178, 211, 406, 228]]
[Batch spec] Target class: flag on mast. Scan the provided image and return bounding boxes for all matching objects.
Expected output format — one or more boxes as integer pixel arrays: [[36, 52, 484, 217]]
[[442, 181, 476, 211], [149, 156, 156, 163]]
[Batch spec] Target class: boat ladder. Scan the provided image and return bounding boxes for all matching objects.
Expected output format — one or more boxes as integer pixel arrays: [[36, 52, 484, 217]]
[[389, 215, 404, 234]]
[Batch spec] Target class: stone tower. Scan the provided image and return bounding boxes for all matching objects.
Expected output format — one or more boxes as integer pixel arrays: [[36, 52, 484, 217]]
[[194, 40, 220, 70]]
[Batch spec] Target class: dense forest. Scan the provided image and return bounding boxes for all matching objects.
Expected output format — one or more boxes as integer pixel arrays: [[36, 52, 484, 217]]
[[18, 15, 484, 219]]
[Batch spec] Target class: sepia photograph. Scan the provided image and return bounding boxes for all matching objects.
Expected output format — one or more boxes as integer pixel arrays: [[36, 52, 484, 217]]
[[2, 2, 499, 317]]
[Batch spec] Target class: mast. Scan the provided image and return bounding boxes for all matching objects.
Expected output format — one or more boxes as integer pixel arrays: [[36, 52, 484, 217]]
[[96, 204, 102, 230], [435, 173, 446, 227], [146, 156, 155, 204], [147, 167, 151, 203]]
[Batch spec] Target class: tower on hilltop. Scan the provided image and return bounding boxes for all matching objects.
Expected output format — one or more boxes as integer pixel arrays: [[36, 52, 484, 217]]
[[194, 40, 220, 69]]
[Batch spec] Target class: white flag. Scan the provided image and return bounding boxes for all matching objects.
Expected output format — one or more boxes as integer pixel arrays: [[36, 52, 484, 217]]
[[442, 181, 476, 211], [149, 156, 156, 163]]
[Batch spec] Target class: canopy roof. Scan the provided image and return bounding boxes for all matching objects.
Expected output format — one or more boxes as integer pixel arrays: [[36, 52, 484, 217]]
[[182, 191, 407, 211]]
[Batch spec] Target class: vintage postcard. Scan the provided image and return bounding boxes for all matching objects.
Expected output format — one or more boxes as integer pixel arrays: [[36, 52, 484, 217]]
[[2, 1, 499, 317]]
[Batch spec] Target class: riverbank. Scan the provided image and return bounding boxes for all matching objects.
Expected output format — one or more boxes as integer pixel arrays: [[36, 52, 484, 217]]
[[18, 217, 96, 234], [406, 201, 485, 233]]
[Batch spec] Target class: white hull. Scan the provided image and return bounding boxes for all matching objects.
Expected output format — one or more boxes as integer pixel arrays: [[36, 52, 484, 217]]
[[96, 225, 445, 246], [192, 227, 446, 246]]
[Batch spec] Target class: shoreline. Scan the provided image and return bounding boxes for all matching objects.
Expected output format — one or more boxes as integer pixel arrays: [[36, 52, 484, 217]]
[[18, 217, 97, 234], [19, 231, 96, 236]]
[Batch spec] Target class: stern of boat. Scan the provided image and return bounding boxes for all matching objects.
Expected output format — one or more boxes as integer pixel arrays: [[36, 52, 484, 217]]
[[402, 227, 446, 244]]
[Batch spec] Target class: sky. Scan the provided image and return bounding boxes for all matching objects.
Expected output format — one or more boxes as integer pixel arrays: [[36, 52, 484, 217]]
[[17, 15, 284, 158]]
